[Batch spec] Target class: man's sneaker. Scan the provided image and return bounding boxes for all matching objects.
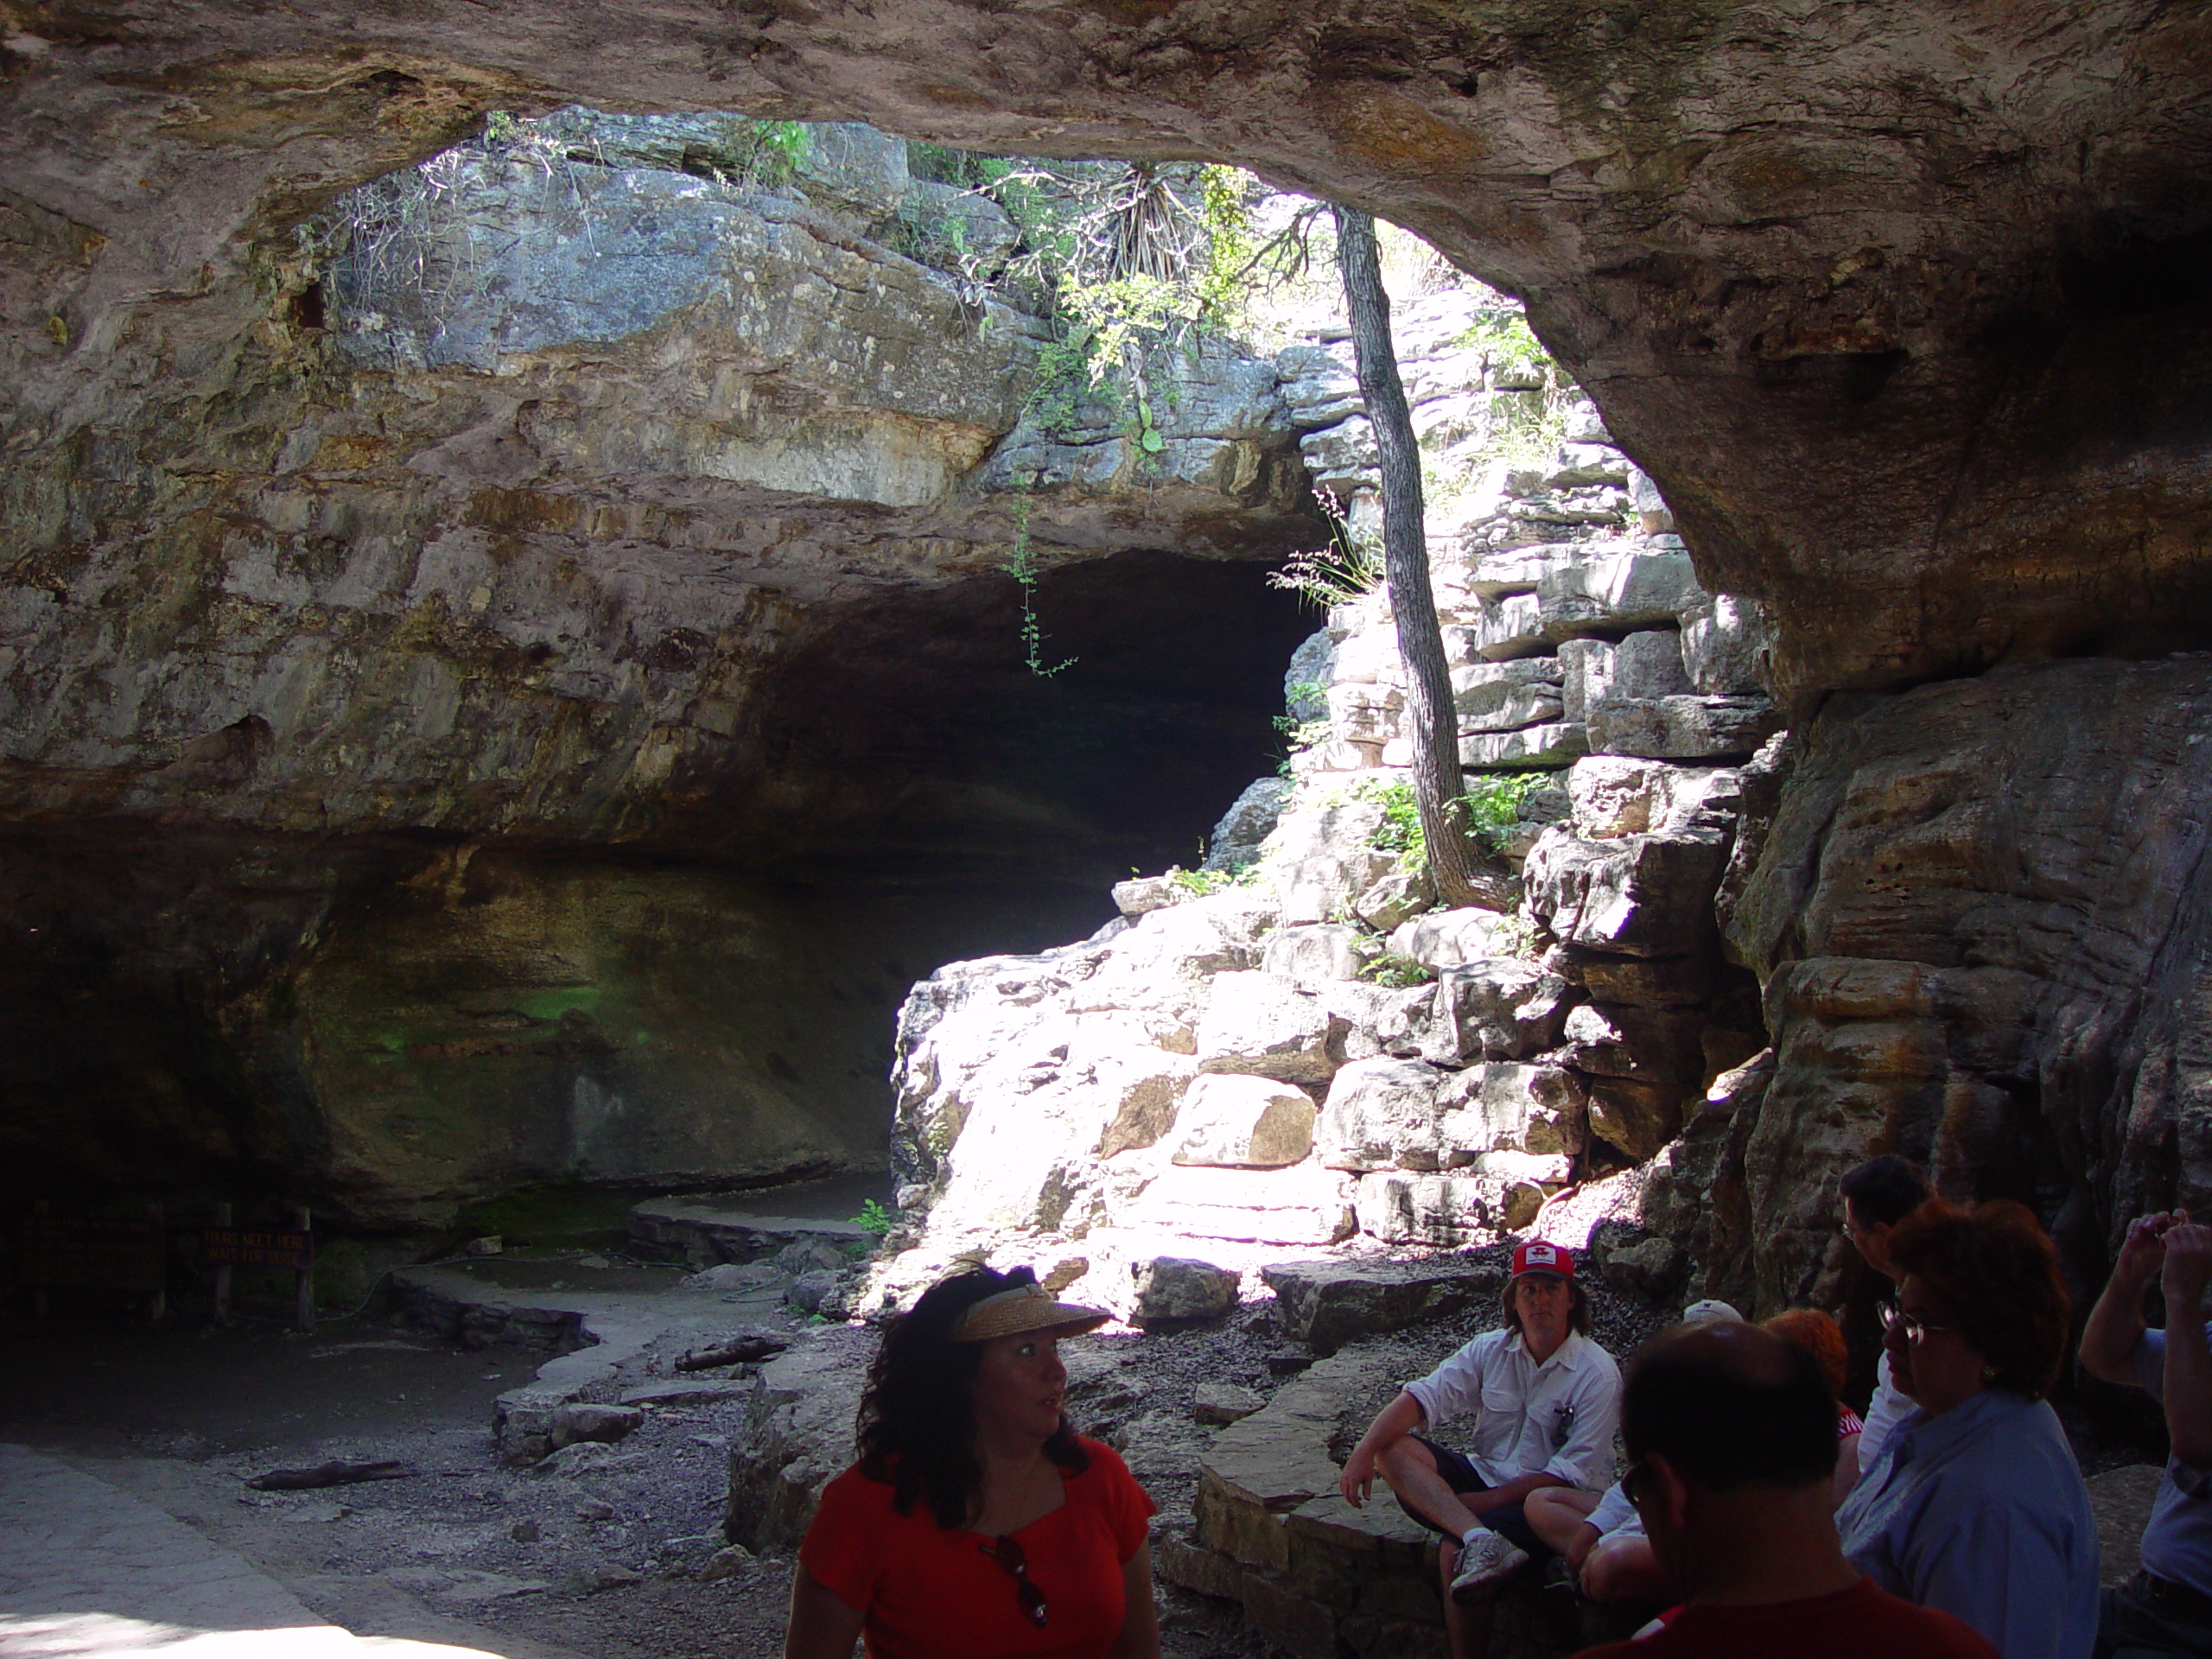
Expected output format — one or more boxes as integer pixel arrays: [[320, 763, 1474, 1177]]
[[1448, 1530, 1530, 1601], [1539, 1555, 1578, 1597]]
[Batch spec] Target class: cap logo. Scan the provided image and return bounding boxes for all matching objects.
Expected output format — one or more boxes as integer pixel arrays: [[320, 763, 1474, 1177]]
[[1525, 1245, 1557, 1266]]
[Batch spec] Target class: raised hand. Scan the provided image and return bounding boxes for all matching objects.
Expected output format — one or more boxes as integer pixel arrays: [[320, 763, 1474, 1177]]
[[2117, 1211, 2189, 1287], [2163, 1223, 2212, 1314]]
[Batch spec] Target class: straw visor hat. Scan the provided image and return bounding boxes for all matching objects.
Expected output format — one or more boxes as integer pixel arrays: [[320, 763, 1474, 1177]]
[[950, 1281, 1112, 1344]]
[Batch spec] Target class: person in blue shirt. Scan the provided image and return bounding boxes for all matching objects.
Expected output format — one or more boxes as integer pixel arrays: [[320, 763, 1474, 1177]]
[[1834, 1198, 2099, 1659], [2080, 1210, 2212, 1658]]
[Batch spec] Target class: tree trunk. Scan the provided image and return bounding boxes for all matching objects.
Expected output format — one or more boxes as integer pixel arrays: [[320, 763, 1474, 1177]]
[[1332, 205, 1516, 912]]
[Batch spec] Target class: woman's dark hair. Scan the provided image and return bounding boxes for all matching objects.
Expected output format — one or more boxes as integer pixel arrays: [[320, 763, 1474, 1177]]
[[1500, 1274, 1592, 1338], [854, 1264, 1088, 1529], [1887, 1198, 2071, 1400], [1840, 1154, 1930, 1228]]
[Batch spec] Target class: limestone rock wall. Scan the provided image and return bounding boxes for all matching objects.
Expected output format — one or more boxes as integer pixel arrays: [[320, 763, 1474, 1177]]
[[6, 3, 2209, 703], [1700, 658, 2212, 1314], [3, 0, 2210, 1306], [2, 113, 1318, 855], [869, 299, 1779, 1319], [0, 112, 1325, 1229]]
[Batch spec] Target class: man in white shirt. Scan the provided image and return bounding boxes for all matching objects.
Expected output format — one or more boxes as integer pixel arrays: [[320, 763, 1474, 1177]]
[[1522, 1298, 1744, 1604], [1338, 1240, 1622, 1659], [2081, 1210, 2212, 1658], [1838, 1154, 1930, 1477]]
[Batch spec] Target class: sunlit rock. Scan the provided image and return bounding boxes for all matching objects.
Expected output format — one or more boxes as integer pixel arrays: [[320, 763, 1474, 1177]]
[[1195, 970, 1351, 1086], [1172, 1075, 1318, 1170]]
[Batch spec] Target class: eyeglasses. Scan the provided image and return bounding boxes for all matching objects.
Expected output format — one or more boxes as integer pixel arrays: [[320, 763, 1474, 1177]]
[[1619, 1458, 1652, 1508], [1878, 1301, 1954, 1344], [978, 1535, 1047, 1628]]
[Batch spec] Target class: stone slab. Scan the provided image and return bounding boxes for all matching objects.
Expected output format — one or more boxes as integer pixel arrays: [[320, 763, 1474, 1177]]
[[627, 1198, 872, 1266], [1261, 1256, 1501, 1354], [0, 1444, 516, 1659], [1127, 1163, 1357, 1246]]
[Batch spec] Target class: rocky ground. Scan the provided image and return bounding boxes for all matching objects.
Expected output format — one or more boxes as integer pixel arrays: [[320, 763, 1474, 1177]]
[[0, 1226, 2175, 1659], [0, 1263, 1294, 1659]]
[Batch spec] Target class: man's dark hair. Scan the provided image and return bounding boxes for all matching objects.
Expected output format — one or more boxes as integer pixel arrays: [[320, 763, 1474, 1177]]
[[1839, 1154, 1930, 1228], [1499, 1274, 1592, 1338], [855, 1264, 1087, 1529], [1622, 1325, 1839, 1492]]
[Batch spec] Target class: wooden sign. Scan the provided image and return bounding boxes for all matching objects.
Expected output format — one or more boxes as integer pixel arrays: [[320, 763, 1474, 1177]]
[[200, 1228, 312, 1270], [19, 1212, 165, 1291]]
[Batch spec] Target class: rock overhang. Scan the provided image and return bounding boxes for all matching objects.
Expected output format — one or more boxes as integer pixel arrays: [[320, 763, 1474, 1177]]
[[9, 2, 2212, 697]]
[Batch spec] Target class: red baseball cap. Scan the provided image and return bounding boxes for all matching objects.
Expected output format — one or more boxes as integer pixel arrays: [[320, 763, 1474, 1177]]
[[1511, 1240, 1574, 1279]]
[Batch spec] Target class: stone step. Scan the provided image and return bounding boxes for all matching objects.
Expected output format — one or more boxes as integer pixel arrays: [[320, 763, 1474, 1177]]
[[627, 1190, 880, 1268], [1125, 1163, 1357, 1247]]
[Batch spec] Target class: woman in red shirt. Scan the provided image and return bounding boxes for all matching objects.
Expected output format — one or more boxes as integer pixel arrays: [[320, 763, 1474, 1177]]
[[784, 1265, 1160, 1659]]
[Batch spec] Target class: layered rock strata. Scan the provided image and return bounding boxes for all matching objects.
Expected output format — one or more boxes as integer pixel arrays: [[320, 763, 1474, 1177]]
[[0, 112, 1327, 1227], [872, 317, 1777, 1308], [7, 3, 2208, 701]]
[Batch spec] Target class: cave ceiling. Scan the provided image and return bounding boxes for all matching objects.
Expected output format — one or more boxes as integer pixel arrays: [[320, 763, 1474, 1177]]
[[4, 0, 2212, 700]]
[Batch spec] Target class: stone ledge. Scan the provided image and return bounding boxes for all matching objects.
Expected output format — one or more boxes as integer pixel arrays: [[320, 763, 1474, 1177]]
[[628, 1198, 872, 1267], [1163, 1344, 1640, 1659]]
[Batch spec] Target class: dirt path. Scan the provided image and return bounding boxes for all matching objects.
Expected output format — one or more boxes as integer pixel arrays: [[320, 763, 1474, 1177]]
[[0, 1280, 1278, 1659]]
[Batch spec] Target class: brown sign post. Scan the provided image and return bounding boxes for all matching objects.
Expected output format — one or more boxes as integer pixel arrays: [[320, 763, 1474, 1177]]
[[200, 1207, 315, 1332]]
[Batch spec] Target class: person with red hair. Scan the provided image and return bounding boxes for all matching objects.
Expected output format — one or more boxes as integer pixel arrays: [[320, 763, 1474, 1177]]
[[1763, 1308, 1865, 1505], [1834, 1199, 2097, 1659]]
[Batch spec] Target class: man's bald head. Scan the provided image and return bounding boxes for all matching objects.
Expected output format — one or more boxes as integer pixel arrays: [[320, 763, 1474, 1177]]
[[1623, 1321, 1840, 1493]]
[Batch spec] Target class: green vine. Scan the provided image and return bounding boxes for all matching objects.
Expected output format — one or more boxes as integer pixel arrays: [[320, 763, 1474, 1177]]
[[1002, 490, 1075, 678]]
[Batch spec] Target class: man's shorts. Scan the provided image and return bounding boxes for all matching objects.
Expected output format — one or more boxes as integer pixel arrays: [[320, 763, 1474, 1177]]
[[1391, 1434, 1549, 1556]]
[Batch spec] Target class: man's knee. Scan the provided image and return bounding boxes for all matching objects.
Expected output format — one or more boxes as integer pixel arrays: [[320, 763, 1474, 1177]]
[[1375, 1434, 1437, 1491], [1580, 1538, 1662, 1605]]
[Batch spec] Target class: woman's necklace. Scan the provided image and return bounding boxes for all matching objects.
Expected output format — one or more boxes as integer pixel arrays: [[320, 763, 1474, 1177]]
[[973, 1450, 1064, 1536]]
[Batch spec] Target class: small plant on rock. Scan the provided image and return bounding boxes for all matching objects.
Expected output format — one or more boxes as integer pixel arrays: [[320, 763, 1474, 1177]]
[[1167, 867, 1233, 898], [1455, 772, 1547, 849], [1359, 951, 1434, 989], [850, 1198, 896, 1236], [1268, 488, 1384, 610]]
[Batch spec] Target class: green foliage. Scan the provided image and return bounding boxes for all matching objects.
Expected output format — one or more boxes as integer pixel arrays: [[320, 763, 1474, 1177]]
[[1359, 951, 1435, 989], [1454, 309, 1550, 375], [850, 1198, 896, 1236], [1168, 867, 1237, 898], [1001, 491, 1075, 677], [1448, 307, 1577, 466], [1491, 383, 1576, 468], [1272, 711, 1332, 777], [1456, 772, 1548, 849], [1335, 772, 1554, 874], [736, 119, 812, 185], [1268, 488, 1385, 610], [1355, 778, 1427, 871], [1192, 164, 1257, 322], [929, 157, 1298, 460]]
